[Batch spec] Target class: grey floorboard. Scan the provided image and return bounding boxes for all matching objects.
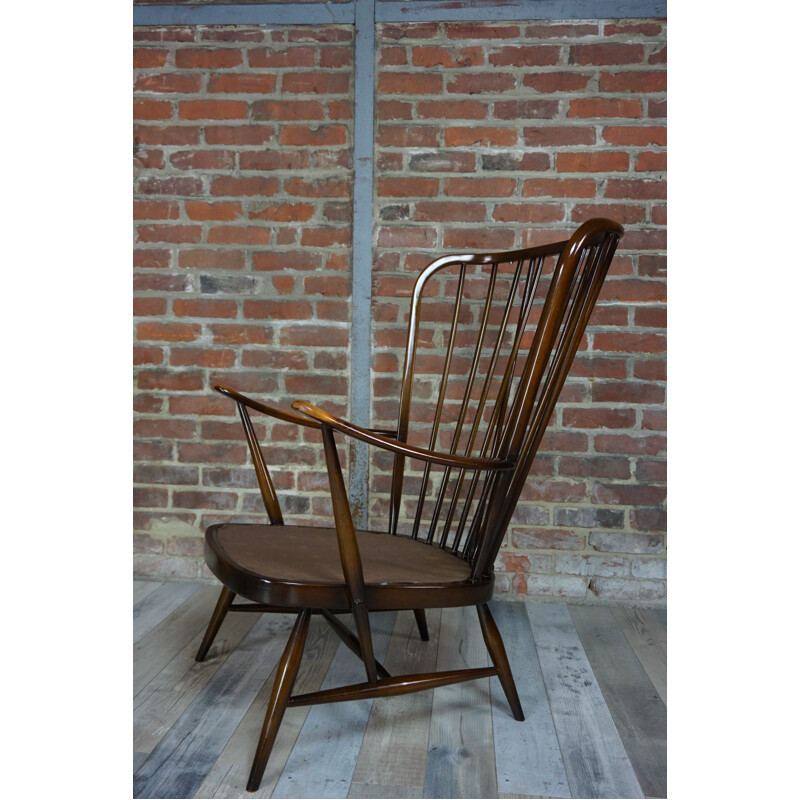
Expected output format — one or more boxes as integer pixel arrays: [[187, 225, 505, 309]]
[[528, 602, 643, 799], [134, 581, 202, 644], [652, 608, 666, 628], [489, 601, 570, 798], [570, 606, 667, 799], [423, 605, 496, 799], [133, 613, 296, 799], [270, 611, 397, 799]]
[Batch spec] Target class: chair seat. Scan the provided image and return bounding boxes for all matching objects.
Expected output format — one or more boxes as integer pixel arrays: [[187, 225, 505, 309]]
[[205, 523, 489, 611]]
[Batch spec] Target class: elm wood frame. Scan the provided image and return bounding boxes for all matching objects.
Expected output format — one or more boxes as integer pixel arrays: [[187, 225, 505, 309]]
[[195, 218, 624, 792]]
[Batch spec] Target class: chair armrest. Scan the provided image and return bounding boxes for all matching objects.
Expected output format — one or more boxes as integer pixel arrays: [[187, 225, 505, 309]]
[[215, 384, 322, 429], [292, 400, 514, 472]]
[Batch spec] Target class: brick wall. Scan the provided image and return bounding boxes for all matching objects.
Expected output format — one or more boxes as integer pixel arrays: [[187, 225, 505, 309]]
[[133, 18, 666, 606]]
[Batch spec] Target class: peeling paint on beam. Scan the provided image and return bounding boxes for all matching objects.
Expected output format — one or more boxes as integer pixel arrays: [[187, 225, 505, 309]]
[[133, 3, 356, 27], [376, 0, 666, 23]]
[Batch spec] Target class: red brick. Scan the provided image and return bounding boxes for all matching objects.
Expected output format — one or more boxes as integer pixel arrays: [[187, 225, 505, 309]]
[[138, 176, 203, 196], [252, 99, 325, 121], [522, 178, 596, 198], [444, 23, 521, 40], [133, 201, 180, 221], [135, 124, 200, 146], [179, 100, 249, 120], [592, 381, 664, 404], [523, 72, 592, 92], [134, 249, 171, 269], [134, 73, 202, 93], [444, 127, 517, 147], [378, 177, 438, 198], [175, 48, 243, 69], [178, 249, 246, 270], [378, 125, 440, 148], [378, 72, 442, 95], [604, 178, 666, 200], [170, 348, 237, 368], [562, 408, 636, 429], [282, 72, 350, 94], [169, 150, 235, 170], [210, 324, 273, 345], [133, 346, 164, 366], [488, 45, 561, 66], [382, 23, 440, 40], [321, 46, 352, 68], [416, 100, 488, 119], [411, 45, 484, 68], [492, 204, 565, 223], [137, 224, 202, 244], [138, 370, 204, 392], [557, 152, 629, 172], [280, 326, 349, 347], [211, 176, 279, 197], [444, 177, 515, 197], [568, 98, 642, 118], [133, 298, 167, 317], [446, 73, 516, 93], [494, 99, 559, 119], [134, 418, 196, 440], [133, 99, 173, 120], [133, 48, 168, 69], [571, 43, 645, 65], [278, 125, 348, 146], [208, 226, 272, 245], [636, 151, 667, 172], [184, 201, 241, 222], [204, 125, 274, 145], [603, 125, 667, 146], [134, 28, 194, 43], [304, 276, 350, 296], [599, 71, 667, 93], [173, 299, 238, 319], [414, 202, 486, 223], [252, 251, 322, 271], [523, 126, 596, 147], [443, 229, 515, 251], [572, 203, 645, 225], [207, 73, 277, 93], [243, 300, 313, 320], [285, 177, 351, 197], [248, 202, 314, 222], [240, 151, 309, 170], [247, 47, 316, 68]]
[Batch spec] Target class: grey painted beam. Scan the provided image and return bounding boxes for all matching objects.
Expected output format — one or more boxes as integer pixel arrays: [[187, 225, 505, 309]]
[[347, 0, 376, 529], [133, 3, 356, 26], [133, 0, 666, 27], [377, 0, 666, 22]]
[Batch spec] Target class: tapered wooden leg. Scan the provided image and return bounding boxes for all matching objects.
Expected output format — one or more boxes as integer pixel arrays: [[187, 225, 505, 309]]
[[351, 600, 378, 685], [195, 585, 235, 662], [413, 608, 430, 641], [246, 609, 311, 793], [476, 603, 524, 721]]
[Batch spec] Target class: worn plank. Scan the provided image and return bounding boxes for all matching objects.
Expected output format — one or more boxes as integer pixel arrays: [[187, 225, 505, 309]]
[[134, 606, 261, 753], [349, 609, 442, 795], [424, 605, 496, 799], [348, 783, 422, 798], [270, 611, 397, 799], [134, 752, 150, 773], [133, 612, 296, 799], [528, 602, 643, 799], [134, 581, 202, 644], [489, 601, 570, 798], [652, 608, 666, 628], [611, 606, 667, 706], [194, 614, 341, 798], [134, 585, 222, 697], [570, 606, 667, 799], [134, 580, 162, 607]]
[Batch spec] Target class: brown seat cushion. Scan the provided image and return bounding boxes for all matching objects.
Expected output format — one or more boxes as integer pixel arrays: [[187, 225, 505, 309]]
[[214, 524, 472, 586]]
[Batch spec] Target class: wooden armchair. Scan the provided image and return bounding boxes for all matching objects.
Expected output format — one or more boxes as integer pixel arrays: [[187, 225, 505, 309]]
[[194, 218, 624, 791]]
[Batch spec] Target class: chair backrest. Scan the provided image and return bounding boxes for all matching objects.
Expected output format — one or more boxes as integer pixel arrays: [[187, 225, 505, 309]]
[[383, 218, 624, 581]]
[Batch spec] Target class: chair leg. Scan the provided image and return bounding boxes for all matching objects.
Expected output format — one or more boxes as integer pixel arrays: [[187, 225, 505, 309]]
[[247, 608, 311, 793], [413, 608, 430, 641], [476, 603, 524, 721], [196, 585, 235, 662]]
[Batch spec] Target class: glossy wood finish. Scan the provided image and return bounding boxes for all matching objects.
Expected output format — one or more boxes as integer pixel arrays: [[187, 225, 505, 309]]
[[192, 219, 624, 791]]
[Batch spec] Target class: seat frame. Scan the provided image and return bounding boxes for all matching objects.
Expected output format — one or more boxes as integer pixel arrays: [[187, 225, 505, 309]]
[[193, 218, 624, 792]]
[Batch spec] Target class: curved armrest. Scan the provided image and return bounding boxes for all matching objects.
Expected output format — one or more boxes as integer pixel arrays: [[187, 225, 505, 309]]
[[215, 384, 322, 429], [292, 400, 514, 472]]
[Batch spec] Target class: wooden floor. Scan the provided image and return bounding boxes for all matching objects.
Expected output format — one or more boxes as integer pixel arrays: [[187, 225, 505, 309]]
[[134, 581, 666, 799]]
